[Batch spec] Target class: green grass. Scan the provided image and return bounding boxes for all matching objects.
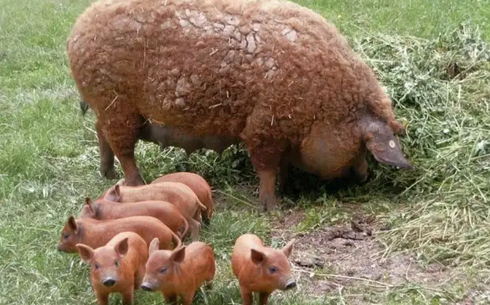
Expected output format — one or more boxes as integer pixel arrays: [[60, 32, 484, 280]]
[[1, 0, 490, 304]]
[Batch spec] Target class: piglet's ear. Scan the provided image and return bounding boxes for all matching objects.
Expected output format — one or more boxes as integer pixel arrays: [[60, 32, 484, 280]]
[[84, 198, 95, 215], [148, 238, 160, 255], [105, 185, 121, 202], [76, 244, 94, 263], [68, 216, 78, 233], [282, 239, 295, 258], [251, 249, 266, 265], [171, 246, 186, 263], [115, 237, 129, 257]]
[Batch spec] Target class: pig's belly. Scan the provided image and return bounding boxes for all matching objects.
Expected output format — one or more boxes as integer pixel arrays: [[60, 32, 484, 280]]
[[290, 139, 357, 180]]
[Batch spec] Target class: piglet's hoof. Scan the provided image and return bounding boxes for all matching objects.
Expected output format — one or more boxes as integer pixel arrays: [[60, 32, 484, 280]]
[[101, 167, 118, 180]]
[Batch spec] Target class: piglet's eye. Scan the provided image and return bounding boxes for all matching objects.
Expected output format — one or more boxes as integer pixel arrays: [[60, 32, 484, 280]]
[[115, 260, 120, 267], [94, 263, 100, 270], [63, 233, 70, 240], [159, 267, 167, 274], [268, 266, 278, 274]]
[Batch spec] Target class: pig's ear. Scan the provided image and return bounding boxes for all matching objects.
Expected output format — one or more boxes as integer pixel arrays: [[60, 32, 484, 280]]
[[76, 244, 94, 263], [84, 198, 95, 216], [364, 132, 412, 169], [115, 237, 129, 257], [171, 246, 186, 263], [105, 185, 121, 202], [282, 239, 295, 258], [68, 216, 78, 233], [251, 248, 266, 265], [148, 238, 160, 254], [361, 115, 413, 169]]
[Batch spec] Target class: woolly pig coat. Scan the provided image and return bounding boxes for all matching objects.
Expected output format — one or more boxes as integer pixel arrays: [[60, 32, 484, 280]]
[[68, 0, 407, 209]]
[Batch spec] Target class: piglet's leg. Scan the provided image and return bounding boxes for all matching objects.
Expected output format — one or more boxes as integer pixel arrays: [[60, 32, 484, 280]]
[[239, 287, 254, 305], [96, 120, 117, 179], [259, 292, 271, 305], [163, 294, 177, 305], [95, 291, 109, 305], [181, 292, 196, 305], [122, 287, 134, 305], [99, 109, 144, 186], [189, 218, 201, 241]]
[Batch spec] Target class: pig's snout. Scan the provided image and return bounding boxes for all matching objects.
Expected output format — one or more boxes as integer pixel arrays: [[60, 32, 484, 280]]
[[103, 278, 116, 287], [141, 282, 155, 292], [285, 278, 296, 290]]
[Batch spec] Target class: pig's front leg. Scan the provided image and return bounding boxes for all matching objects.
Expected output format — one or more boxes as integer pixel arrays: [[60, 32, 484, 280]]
[[95, 290, 109, 305], [259, 292, 271, 305], [122, 286, 134, 305], [163, 293, 177, 305], [257, 169, 278, 211], [181, 292, 196, 305], [239, 286, 254, 305]]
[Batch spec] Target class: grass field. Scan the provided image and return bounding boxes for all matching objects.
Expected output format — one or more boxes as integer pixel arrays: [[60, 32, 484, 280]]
[[1, 0, 490, 304]]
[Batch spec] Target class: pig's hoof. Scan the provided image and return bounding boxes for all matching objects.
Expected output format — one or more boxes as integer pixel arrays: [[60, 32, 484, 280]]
[[260, 194, 278, 212], [101, 167, 118, 179]]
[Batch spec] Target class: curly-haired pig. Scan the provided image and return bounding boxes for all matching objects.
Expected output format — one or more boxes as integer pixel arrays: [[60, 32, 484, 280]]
[[57, 215, 181, 253], [76, 232, 148, 305], [80, 198, 189, 238], [231, 234, 296, 305], [140, 239, 216, 305], [68, 0, 412, 211], [151, 172, 214, 225], [103, 182, 206, 240]]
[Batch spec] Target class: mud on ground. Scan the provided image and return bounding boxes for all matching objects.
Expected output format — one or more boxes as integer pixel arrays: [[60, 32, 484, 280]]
[[270, 208, 459, 303]]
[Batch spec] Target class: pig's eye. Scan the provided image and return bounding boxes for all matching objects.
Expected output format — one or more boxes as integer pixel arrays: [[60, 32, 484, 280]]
[[268, 266, 278, 274], [115, 260, 120, 267], [63, 233, 70, 240], [94, 263, 100, 270], [159, 267, 167, 274]]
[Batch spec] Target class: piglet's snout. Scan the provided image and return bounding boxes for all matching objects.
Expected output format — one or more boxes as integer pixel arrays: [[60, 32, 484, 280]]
[[285, 278, 296, 290], [102, 278, 116, 287], [141, 282, 155, 292]]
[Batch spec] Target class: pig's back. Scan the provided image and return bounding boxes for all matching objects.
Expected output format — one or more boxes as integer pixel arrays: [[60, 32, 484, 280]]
[[107, 216, 173, 249], [231, 234, 264, 276], [185, 242, 216, 282], [107, 232, 149, 269], [107, 201, 183, 234]]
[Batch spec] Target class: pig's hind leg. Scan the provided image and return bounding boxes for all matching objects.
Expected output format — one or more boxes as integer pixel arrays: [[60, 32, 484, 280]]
[[99, 104, 145, 186], [189, 217, 202, 241], [96, 120, 117, 179]]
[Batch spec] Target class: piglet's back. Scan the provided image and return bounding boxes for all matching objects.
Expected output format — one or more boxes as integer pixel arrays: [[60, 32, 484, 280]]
[[231, 234, 263, 275], [182, 242, 215, 277], [79, 216, 178, 250], [107, 232, 148, 267]]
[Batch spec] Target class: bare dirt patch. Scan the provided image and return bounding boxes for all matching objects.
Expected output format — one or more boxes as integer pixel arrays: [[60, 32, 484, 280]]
[[271, 210, 457, 302]]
